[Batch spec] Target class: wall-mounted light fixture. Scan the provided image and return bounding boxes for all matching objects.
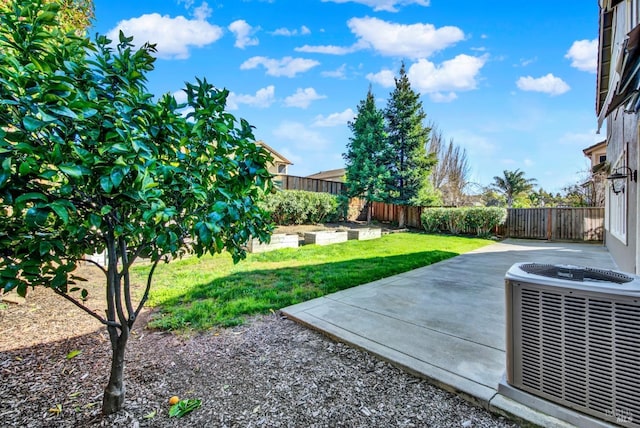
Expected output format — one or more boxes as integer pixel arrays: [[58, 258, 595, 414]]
[[607, 166, 638, 194]]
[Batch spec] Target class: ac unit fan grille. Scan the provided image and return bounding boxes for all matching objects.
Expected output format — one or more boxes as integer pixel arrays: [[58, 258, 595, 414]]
[[518, 286, 640, 425], [519, 263, 633, 283]]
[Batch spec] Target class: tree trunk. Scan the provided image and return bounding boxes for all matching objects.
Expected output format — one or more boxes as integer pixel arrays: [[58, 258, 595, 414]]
[[102, 325, 129, 414], [366, 202, 372, 224], [398, 205, 406, 228]]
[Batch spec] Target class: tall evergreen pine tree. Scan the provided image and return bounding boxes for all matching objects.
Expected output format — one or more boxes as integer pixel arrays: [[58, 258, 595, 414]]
[[384, 62, 436, 226], [343, 87, 390, 222]]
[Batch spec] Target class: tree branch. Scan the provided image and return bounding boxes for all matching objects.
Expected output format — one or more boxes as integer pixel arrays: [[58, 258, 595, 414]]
[[133, 255, 164, 323], [119, 236, 135, 319], [105, 233, 118, 328], [52, 288, 121, 328], [78, 257, 108, 275]]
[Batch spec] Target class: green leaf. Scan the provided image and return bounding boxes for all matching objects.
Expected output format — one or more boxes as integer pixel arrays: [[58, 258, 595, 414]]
[[48, 105, 77, 119], [23, 116, 45, 131], [59, 165, 84, 178], [100, 175, 113, 193], [89, 213, 101, 228], [169, 399, 201, 418], [39, 241, 52, 256], [50, 201, 69, 224], [19, 161, 32, 176], [3, 279, 19, 294], [66, 350, 82, 359], [25, 207, 49, 227], [15, 192, 48, 206], [110, 168, 124, 188], [81, 108, 98, 119]]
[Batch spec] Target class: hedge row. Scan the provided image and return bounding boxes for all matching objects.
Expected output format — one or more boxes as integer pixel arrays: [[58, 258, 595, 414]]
[[260, 190, 345, 225], [421, 207, 507, 236]]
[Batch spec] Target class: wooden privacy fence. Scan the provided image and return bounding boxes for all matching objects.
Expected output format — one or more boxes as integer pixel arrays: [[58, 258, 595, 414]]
[[274, 175, 344, 195], [368, 201, 424, 229], [352, 200, 605, 242], [498, 207, 605, 241]]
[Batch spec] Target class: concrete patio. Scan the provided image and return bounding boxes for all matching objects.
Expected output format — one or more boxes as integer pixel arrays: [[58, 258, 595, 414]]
[[281, 239, 620, 427]]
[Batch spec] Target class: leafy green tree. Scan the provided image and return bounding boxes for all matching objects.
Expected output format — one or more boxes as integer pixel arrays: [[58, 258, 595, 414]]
[[491, 169, 537, 208], [0, 0, 94, 33], [384, 62, 436, 226], [480, 188, 507, 207], [343, 87, 390, 222], [0, 0, 273, 414]]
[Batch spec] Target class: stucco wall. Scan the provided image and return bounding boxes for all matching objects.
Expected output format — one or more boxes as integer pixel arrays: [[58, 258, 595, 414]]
[[605, 111, 639, 273]]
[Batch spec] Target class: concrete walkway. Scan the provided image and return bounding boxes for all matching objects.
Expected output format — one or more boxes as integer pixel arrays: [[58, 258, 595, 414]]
[[281, 239, 618, 427]]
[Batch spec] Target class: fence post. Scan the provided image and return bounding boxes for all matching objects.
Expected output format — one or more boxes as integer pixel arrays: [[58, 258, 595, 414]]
[[546, 208, 552, 240]]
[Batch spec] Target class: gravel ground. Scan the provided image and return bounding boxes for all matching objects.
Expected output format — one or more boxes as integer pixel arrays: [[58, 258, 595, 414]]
[[1, 227, 521, 427], [0, 286, 520, 428]]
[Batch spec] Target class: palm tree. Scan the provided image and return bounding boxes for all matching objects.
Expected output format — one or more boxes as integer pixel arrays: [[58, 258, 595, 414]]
[[491, 169, 537, 207]]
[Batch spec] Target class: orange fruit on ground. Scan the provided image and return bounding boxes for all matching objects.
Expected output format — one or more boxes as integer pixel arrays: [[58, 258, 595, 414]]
[[168, 396, 180, 405]]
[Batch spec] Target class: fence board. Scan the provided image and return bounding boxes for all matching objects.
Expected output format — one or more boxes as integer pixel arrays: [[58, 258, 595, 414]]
[[500, 207, 604, 241], [358, 202, 604, 242], [275, 175, 344, 195]]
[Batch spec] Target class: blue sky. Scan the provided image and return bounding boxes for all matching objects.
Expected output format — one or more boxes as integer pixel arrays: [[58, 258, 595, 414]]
[[91, 0, 600, 193]]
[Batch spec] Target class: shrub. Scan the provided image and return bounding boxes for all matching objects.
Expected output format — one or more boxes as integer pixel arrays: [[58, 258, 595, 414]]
[[421, 207, 507, 236], [464, 207, 507, 236], [260, 190, 344, 225], [421, 208, 451, 233]]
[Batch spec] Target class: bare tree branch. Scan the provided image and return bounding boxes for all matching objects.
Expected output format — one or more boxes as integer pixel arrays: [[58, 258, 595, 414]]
[[133, 255, 165, 324], [78, 257, 108, 275], [52, 288, 121, 328]]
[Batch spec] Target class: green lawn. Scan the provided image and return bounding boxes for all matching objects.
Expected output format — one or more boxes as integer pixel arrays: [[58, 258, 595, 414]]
[[134, 232, 493, 330]]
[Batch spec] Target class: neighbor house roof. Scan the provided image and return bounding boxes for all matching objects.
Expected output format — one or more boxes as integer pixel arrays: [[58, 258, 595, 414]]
[[306, 168, 346, 182], [583, 140, 607, 156], [256, 141, 293, 165]]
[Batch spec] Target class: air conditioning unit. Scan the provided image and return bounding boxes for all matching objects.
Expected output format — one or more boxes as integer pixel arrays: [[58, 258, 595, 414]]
[[505, 263, 640, 427]]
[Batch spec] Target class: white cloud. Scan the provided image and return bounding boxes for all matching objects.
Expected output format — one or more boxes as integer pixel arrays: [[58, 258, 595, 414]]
[[312, 108, 356, 127], [368, 55, 486, 100], [296, 17, 462, 58], [518, 57, 536, 67], [321, 64, 347, 78], [449, 129, 496, 154], [407, 54, 487, 99], [193, 2, 212, 20], [366, 68, 396, 87], [240, 56, 320, 77], [516, 73, 570, 96], [295, 43, 363, 55], [228, 20, 259, 49], [227, 85, 275, 110], [273, 120, 331, 150], [106, 13, 223, 60], [284, 88, 327, 108], [565, 39, 598, 73], [272, 25, 311, 36], [348, 17, 464, 59], [177, 0, 195, 9], [172, 90, 188, 104], [429, 92, 457, 102], [321, 0, 429, 12]]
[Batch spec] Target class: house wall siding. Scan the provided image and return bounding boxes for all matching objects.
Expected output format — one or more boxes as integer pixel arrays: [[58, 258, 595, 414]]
[[605, 111, 639, 273]]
